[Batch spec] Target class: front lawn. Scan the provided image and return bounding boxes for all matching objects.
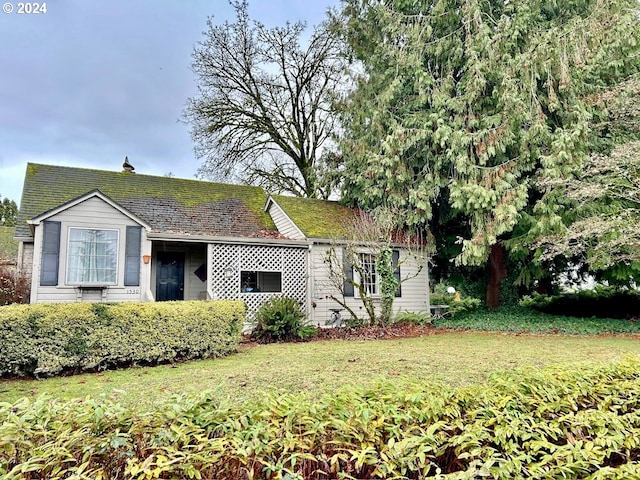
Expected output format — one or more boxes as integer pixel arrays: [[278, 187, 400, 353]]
[[1, 329, 639, 411]]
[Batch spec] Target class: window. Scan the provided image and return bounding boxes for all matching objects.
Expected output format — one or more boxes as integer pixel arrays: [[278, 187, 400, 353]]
[[67, 228, 118, 284], [241, 271, 281, 293], [344, 250, 401, 298], [359, 253, 377, 295]]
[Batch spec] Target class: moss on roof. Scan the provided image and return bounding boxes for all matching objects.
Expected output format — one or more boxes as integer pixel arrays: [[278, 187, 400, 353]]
[[0, 226, 18, 261], [272, 195, 358, 238], [16, 163, 276, 239]]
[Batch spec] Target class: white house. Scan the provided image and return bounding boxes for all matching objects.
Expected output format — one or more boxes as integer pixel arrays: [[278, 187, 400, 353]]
[[14, 163, 430, 325]]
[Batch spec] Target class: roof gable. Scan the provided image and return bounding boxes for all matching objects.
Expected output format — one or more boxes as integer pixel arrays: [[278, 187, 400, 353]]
[[29, 189, 150, 229], [264, 196, 306, 240], [268, 195, 359, 239], [16, 163, 277, 239]]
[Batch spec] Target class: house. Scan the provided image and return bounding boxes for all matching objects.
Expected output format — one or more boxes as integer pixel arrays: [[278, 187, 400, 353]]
[[14, 163, 430, 324]]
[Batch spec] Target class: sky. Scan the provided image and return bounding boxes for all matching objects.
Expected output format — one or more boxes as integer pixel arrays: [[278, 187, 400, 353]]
[[0, 0, 339, 206]]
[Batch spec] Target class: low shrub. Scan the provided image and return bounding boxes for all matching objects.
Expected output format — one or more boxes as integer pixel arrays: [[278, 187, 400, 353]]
[[0, 265, 30, 305], [430, 292, 481, 316], [393, 310, 432, 325], [251, 296, 316, 342], [2, 358, 640, 479], [0, 300, 245, 377], [520, 286, 640, 319]]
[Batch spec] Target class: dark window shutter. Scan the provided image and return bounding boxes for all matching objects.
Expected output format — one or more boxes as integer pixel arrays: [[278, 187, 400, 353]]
[[392, 250, 401, 297], [343, 250, 354, 297], [124, 226, 142, 286], [40, 221, 61, 286]]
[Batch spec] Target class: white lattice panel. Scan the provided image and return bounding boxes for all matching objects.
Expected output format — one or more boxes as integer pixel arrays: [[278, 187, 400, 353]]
[[240, 292, 276, 317], [282, 248, 307, 305], [209, 243, 308, 320], [240, 245, 283, 271], [210, 244, 240, 298]]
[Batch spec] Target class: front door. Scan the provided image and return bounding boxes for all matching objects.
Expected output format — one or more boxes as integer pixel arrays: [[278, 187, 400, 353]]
[[156, 251, 185, 301]]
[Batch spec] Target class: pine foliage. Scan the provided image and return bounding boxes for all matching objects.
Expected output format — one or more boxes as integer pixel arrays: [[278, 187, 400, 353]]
[[337, 0, 640, 265]]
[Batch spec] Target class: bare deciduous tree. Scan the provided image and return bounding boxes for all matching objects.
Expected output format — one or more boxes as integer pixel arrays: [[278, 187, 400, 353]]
[[184, 0, 348, 198], [323, 208, 431, 326]]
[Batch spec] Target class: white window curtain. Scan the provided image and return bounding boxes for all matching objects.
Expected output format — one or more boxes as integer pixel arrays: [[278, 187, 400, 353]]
[[67, 228, 118, 284]]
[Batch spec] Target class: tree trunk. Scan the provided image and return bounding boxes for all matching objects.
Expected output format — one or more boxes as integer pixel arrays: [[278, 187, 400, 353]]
[[486, 243, 506, 309], [536, 276, 554, 295]]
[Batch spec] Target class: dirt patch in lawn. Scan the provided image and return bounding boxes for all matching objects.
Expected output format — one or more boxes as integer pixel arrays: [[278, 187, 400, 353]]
[[242, 322, 440, 345], [313, 322, 439, 341]]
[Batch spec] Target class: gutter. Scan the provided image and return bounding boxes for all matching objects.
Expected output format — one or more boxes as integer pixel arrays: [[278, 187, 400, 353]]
[[145, 232, 311, 248]]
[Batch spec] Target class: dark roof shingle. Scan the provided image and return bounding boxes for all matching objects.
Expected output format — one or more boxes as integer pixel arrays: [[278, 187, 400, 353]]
[[16, 163, 277, 239]]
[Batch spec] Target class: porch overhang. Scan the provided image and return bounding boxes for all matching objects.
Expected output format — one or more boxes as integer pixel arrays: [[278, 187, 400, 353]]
[[146, 232, 311, 248]]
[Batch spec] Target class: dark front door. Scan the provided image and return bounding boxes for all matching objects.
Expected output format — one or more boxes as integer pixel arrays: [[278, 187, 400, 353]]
[[156, 251, 185, 301]]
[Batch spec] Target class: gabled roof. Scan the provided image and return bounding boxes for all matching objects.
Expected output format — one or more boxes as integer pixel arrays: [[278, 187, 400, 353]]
[[16, 163, 277, 240], [268, 194, 359, 239], [28, 190, 151, 229]]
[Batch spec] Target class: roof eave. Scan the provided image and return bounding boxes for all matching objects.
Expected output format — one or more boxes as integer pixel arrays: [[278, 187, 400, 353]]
[[146, 231, 311, 247]]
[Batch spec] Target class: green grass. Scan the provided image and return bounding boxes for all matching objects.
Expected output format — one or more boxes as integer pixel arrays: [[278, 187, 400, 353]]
[[2, 330, 639, 411]]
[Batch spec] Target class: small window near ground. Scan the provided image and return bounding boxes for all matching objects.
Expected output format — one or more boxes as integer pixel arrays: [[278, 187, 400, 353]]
[[67, 228, 118, 284], [241, 271, 281, 293]]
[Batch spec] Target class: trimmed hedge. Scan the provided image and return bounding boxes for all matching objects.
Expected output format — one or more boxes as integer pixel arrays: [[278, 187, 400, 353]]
[[0, 300, 245, 377], [2, 358, 640, 479]]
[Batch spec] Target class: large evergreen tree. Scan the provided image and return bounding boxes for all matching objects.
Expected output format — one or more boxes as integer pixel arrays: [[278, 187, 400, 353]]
[[0, 196, 17, 227], [336, 0, 640, 304], [529, 75, 640, 286]]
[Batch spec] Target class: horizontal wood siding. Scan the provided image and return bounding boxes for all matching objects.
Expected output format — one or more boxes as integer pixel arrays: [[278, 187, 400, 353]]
[[309, 242, 429, 326], [31, 197, 147, 303]]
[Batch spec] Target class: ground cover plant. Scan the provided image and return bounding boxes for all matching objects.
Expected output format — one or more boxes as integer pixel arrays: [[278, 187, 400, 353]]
[[435, 306, 640, 335], [2, 357, 640, 479], [521, 287, 640, 319]]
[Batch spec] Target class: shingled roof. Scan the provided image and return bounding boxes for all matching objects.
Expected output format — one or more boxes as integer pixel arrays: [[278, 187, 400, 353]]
[[16, 163, 277, 240], [270, 194, 359, 239]]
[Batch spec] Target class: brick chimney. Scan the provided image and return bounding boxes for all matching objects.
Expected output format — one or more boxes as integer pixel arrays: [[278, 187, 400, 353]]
[[122, 156, 135, 173]]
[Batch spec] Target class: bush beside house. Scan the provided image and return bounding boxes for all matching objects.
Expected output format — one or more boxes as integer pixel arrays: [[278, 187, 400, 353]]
[[0, 266, 30, 306], [0, 226, 18, 263], [0, 300, 245, 377], [250, 296, 316, 342], [521, 287, 640, 319]]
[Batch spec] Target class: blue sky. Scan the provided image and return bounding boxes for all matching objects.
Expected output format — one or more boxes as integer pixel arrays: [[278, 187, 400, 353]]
[[0, 0, 339, 206]]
